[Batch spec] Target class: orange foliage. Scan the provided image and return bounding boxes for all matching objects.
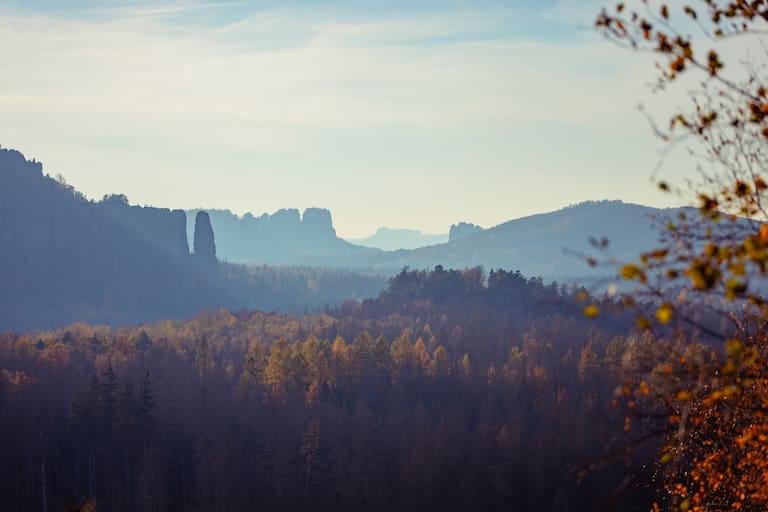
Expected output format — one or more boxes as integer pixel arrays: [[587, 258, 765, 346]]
[[596, 2, 768, 509]]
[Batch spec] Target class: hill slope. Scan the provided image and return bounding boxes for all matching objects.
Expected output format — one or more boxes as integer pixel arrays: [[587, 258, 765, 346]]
[[0, 146, 682, 328], [0, 148, 228, 331], [347, 227, 448, 251], [189, 201, 673, 282], [359, 201, 675, 283]]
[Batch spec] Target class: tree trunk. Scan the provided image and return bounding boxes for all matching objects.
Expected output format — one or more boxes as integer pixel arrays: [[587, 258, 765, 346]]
[[88, 440, 95, 500], [40, 447, 47, 512]]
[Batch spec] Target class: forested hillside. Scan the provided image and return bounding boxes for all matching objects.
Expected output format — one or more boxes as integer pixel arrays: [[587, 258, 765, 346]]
[[0, 148, 225, 330], [0, 146, 684, 334], [0, 148, 387, 331], [0, 268, 658, 511], [371, 201, 678, 283]]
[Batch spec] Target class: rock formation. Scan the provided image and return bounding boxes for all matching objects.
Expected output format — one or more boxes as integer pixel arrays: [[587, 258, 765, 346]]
[[302, 207, 336, 238], [185, 206, 359, 264], [193, 211, 217, 264], [269, 208, 301, 234], [449, 222, 484, 242], [98, 198, 190, 257]]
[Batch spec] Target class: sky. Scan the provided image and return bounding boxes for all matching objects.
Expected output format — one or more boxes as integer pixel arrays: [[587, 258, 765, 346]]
[[0, 0, 698, 238]]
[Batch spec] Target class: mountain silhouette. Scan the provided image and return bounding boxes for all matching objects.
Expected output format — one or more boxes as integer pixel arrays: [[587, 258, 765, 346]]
[[0, 147, 231, 331], [0, 145, 689, 330], [189, 201, 673, 284], [365, 200, 673, 283], [347, 227, 448, 251], [185, 208, 379, 265]]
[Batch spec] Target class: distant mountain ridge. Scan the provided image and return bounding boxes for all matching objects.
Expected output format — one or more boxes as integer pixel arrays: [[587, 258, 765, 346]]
[[347, 227, 448, 251], [186, 208, 380, 265], [0, 147, 387, 331], [188, 199, 678, 285], [359, 200, 680, 283], [0, 145, 687, 330]]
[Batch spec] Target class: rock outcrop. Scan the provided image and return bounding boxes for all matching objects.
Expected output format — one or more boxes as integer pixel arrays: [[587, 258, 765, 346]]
[[269, 209, 301, 233], [302, 207, 336, 238], [193, 211, 217, 264], [98, 197, 190, 257], [185, 206, 372, 264], [449, 222, 484, 242]]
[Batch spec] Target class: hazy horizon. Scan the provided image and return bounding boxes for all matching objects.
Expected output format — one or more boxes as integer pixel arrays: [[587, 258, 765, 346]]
[[0, 0, 698, 238]]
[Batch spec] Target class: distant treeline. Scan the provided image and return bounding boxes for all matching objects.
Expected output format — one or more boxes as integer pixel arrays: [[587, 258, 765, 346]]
[[0, 268, 658, 512]]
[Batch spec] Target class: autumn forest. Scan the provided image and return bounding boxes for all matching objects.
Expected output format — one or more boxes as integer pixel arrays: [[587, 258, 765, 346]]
[[7, 1, 768, 511], [0, 268, 660, 511]]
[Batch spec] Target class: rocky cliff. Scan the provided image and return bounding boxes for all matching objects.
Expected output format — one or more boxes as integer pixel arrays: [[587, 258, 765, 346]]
[[193, 210, 217, 266], [98, 196, 190, 257], [186, 207, 372, 264], [0, 147, 223, 331], [449, 222, 484, 242]]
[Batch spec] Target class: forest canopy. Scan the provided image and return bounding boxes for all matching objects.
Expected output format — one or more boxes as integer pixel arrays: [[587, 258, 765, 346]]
[[0, 267, 657, 512]]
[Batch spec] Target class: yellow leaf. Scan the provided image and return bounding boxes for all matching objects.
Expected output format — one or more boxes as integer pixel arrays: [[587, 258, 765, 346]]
[[730, 262, 746, 276], [686, 262, 720, 290], [621, 263, 645, 281], [726, 339, 744, 358], [584, 305, 600, 318], [656, 303, 673, 324]]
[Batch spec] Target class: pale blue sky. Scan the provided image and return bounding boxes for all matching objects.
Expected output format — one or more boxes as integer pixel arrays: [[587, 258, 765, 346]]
[[0, 0, 692, 237]]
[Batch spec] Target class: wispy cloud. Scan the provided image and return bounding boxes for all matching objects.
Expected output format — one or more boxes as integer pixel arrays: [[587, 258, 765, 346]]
[[0, 1, 680, 236], [0, 5, 646, 128]]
